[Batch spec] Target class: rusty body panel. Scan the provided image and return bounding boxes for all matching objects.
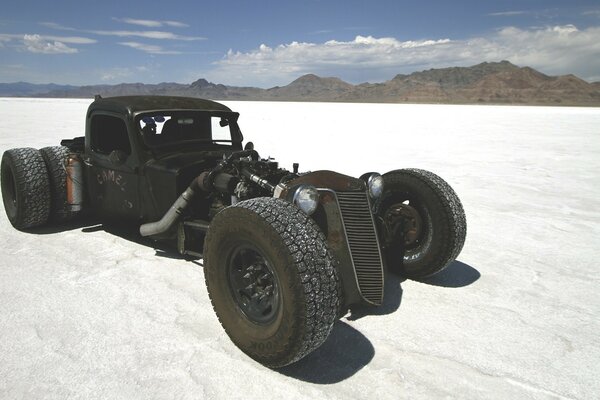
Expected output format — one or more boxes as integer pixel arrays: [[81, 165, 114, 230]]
[[281, 170, 366, 197]]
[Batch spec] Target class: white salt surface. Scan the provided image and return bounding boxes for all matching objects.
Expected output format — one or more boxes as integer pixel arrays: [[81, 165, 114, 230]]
[[1, 98, 599, 399]]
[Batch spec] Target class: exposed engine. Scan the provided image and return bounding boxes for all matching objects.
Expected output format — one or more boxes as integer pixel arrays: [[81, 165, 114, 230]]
[[199, 150, 297, 206], [139, 149, 300, 237]]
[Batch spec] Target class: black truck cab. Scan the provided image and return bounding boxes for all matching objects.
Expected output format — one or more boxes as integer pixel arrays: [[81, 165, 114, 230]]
[[83, 96, 243, 222]]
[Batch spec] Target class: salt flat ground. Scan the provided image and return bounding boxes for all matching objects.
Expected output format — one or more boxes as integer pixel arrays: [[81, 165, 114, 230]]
[[0, 98, 599, 400]]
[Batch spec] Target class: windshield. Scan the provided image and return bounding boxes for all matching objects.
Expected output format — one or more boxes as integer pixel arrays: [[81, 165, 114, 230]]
[[136, 110, 241, 150]]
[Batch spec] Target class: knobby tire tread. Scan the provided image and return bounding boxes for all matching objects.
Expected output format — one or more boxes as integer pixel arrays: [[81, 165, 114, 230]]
[[1, 148, 51, 229], [40, 146, 78, 223], [383, 168, 467, 278], [204, 197, 341, 367]]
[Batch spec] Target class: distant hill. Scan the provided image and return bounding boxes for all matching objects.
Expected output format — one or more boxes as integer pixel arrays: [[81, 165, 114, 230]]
[[350, 61, 600, 105], [0, 82, 77, 97], [265, 74, 355, 101], [2, 61, 600, 106]]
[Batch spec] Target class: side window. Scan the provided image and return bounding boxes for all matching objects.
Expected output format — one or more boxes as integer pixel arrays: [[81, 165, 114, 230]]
[[211, 117, 232, 141], [90, 114, 131, 155]]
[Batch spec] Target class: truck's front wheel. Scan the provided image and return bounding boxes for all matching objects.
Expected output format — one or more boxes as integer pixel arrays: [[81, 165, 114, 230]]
[[1, 148, 51, 229], [204, 197, 341, 367]]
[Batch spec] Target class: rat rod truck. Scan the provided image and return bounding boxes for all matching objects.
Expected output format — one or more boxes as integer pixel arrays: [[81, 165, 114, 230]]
[[1, 96, 466, 367]]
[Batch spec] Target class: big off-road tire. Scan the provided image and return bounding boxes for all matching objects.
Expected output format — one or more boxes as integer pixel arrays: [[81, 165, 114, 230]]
[[204, 197, 341, 367], [378, 169, 466, 279], [1, 148, 51, 229], [40, 146, 79, 223]]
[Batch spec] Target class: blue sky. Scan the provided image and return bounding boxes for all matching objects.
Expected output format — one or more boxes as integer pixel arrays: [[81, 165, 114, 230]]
[[1, 0, 599, 87]]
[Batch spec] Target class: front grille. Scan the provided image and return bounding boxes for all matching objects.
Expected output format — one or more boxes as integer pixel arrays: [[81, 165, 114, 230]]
[[336, 191, 384, 305]]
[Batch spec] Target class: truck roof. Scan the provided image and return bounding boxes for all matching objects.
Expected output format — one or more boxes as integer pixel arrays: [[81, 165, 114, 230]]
[[88, 95, 233, 116]]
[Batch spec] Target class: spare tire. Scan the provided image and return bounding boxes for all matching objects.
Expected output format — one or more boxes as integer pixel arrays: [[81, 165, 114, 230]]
[[40, 146, 79, 223], [204, 197, 341, 367], [378, 168, 466, 279], [1, 148, 51, 229]]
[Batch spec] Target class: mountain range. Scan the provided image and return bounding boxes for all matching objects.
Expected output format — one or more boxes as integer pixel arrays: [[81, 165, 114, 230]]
[[2, 61, 599, 106]]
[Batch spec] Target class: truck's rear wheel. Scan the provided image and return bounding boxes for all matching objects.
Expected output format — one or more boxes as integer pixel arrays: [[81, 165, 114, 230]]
[[1, 148, 51, 229], [378, 169, 466, 279], [40, 146, 79, 223], [204, 197, 341, 367]]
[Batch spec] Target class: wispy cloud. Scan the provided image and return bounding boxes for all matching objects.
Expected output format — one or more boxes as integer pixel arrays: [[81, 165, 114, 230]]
[[90, 29, 204, 41], [582, 10, 600, 17], [41, 35, 96, 44], [310, 29, 333, 35], [0, 33, 95, 54], [99, 67, 133, 82], [39, 22, 76, 31], [6, 20, 201, 58], [113, 17, 189, 28], [99, 65, 150, 81], [207, 25, 600, 86], [0, 33, 96, 44], [23, 34, 78, 54], [118, 41, 182, 54], [0, 63, 25, 69], [41, 20, 203, 41], [487, 11, 528, 17]]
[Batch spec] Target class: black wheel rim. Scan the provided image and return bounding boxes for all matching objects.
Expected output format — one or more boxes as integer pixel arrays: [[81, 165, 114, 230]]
[[227, 245, 281, 324], [380, 194, 432, 257], [384, 200, 424, 248]]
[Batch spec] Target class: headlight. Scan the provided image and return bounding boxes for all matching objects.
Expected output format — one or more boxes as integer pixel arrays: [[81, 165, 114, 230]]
[[361, 172, 384, 198], [293, 185, 319, 215]]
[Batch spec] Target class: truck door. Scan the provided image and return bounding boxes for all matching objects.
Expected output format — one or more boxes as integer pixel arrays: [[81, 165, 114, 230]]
[[84, 112, 141, 220]]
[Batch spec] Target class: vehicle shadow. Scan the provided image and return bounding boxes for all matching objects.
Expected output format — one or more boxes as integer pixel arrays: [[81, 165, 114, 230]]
[[31, 220, 198, 263], [417, 260, 480, 288], [27, 216, 102, 234], [277, 320, 374, 384], [345, 260, 479, 320], [94, 223, 203, 263]]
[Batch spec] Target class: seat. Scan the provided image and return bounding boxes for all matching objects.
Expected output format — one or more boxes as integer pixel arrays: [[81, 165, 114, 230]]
[[160, 118, 180, 143], [141, 123, 158, 145]]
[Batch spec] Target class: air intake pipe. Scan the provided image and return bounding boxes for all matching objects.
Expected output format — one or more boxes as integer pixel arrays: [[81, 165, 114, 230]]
[[139, 171, 239, 237], [139, 176, 203, 237], [139, 149, 255, 237]]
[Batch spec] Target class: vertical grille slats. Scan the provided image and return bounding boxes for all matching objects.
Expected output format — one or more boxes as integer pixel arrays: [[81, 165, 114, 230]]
[[336, 191, 384, 305]]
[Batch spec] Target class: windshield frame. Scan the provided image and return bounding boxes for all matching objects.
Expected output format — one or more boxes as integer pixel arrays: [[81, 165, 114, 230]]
[[133, 109, 243, 152]]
